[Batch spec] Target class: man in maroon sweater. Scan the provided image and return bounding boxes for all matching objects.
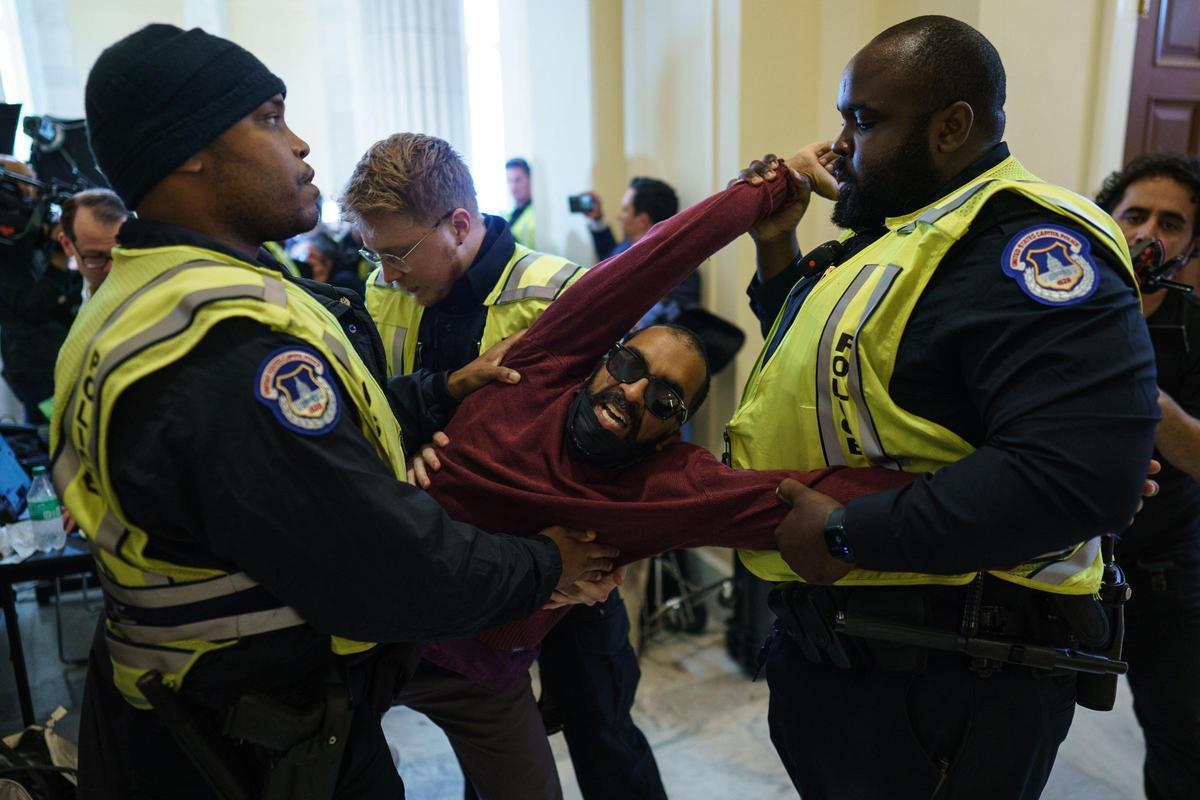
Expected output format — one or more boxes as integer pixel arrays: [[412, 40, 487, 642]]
[[390, 152, 913, 799]]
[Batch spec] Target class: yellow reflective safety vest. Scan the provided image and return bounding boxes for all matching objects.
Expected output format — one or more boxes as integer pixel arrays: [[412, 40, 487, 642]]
[[264, 240, 302, 278], [364, 242, 584, 377], [49, 244, 406, 707], [510, 204, 536, 249], [731, 156, 1137, 595]]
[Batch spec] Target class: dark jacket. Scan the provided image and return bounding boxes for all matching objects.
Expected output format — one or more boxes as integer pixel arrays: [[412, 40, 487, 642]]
[[0, 234, 82, 385]]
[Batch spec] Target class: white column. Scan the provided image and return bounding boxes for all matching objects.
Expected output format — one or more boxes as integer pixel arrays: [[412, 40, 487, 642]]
[[353, 0, 471, 154]]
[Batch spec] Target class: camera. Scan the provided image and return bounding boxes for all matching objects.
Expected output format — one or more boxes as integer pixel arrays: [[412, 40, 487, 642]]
[[1, 112, 105, 248], [568, 193, 595, 214]]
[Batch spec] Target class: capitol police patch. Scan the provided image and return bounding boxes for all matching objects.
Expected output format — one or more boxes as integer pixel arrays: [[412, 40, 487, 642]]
[[255, 347, 341, 436], [1001, 224, 1098, 306]]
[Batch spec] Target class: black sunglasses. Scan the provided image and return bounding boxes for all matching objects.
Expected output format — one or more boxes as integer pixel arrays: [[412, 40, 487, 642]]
[[604, 343, 689, 422]]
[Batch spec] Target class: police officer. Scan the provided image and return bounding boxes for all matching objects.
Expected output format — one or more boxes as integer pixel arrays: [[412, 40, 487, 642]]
[[732, 16, 1158, 799], [348, 133, 667, 799], [55, 26, 616, 799], [506, 157, 536, 249], [1095, 154, 1200, 800]]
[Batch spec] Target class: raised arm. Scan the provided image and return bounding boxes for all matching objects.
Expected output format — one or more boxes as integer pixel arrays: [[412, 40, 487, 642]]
[[515, 164, 806, 373]]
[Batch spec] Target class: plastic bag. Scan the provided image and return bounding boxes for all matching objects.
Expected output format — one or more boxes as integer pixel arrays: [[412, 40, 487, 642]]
[[0, 707, 77, 799]]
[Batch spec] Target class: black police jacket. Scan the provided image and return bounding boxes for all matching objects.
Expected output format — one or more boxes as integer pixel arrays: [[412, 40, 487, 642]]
[[98, 219, 562, 696]]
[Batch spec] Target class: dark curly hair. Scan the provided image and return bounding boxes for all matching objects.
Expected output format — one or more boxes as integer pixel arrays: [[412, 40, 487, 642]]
[[1095, 154, 1200, 236]]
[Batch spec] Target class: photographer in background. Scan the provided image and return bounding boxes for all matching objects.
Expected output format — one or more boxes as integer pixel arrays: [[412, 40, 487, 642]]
[[1095, 154, 1200, 800], [0, 155, 82, 423], [580, 177, 699, 329], [57, 188, 127, 304]]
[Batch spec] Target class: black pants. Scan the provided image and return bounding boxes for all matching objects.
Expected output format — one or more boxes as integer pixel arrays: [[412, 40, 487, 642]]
[[76, 623, 404, 799], [537, 590, 666, 800], [765, 628, 1076, 800], [2, 377, 53, 424], [399, 661, 562, 800], [1124, 529, 1200, 800]]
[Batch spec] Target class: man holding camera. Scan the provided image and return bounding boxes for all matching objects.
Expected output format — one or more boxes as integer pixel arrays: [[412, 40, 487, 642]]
[[0, 155, 82, 423], [580, 177, 698, 330], [1095, 154, 1200, 800]]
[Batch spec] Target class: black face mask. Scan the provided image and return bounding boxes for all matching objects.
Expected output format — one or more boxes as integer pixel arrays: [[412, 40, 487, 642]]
[[564, 388, 658, 471]]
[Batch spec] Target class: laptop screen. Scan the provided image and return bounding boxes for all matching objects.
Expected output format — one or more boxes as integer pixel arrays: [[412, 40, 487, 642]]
[[0, 433, 30, 523]]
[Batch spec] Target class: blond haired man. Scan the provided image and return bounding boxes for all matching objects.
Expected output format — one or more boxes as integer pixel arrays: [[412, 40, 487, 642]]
[[344, 133, 667, 800]]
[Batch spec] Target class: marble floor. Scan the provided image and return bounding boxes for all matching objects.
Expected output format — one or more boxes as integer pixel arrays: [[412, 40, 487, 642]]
[[0, 584, 1148, 798], [386, 624, 1147, 800]]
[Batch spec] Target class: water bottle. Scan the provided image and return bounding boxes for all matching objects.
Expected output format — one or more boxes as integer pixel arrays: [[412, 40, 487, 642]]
[[27, 466, 65, 552]]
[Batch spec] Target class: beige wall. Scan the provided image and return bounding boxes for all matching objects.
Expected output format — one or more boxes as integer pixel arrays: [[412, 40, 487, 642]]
[[515, 0, 1141, 451], [21, 0, 1141, 447]]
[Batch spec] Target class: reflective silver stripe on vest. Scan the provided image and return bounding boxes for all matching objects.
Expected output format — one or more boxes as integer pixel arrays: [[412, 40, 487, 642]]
[[388, 326, 408, 375], [816, 266, 880, 466], [844, 264, 904, 470], [94, 510, 130, 560], [495, 255, 581, 305], [105, 631, 194, 678], [59, 261, 305, 620], [898, 180, 1125, 262], [87, 279, 279, 489], [113, 606, 307, 646], [499, 252, 538, 298], [897, 180, 997, 234], [1030, 192, 1126, 255], [321, 330, 353, 373], [51, 259, 209, 491], [1021, 537, 1101, 585], [98, 569, 261, 609]]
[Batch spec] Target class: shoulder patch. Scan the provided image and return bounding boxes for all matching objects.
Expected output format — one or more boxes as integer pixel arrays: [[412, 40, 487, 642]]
[[254, 347, 342, 436], [1001, 224, 1098, 307]]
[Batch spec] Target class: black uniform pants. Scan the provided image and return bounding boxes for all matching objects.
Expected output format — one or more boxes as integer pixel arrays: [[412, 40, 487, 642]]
[[3, 376, 53, 424], [1123, 529, 1200, 800], [765, 627, 1077, 800], [536, 590, 666, 800]]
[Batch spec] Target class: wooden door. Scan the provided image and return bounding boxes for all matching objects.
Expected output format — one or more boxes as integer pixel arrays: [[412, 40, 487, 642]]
[[1125, 0, 1200, 288], [1125, 0, 1200, 163]]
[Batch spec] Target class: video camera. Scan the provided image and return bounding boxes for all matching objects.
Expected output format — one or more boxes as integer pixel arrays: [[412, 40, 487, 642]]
[[1, 106, 107, 248], [1130, 238, 1194, 354]]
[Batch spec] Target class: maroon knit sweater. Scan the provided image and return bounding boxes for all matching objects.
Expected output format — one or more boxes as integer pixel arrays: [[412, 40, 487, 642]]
[[421, 175, 914, 689]]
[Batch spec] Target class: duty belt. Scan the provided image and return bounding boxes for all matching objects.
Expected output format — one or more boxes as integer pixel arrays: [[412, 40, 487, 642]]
[[768, 573, 1128, 682]]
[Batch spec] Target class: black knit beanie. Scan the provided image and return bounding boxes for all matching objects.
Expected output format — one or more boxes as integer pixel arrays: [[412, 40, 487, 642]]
[[85, 24, 285, 209]]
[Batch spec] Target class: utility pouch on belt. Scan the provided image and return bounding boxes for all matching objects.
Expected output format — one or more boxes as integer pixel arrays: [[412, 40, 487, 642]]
[[222, 675, 352, 800], [768, 583, 854, 668]]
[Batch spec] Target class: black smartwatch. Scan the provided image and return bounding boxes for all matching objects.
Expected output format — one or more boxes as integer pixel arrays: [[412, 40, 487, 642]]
[[823, 507, 856, 564]]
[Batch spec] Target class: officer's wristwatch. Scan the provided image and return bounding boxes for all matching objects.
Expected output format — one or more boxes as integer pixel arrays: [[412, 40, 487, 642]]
[[823, 507, 856, 564]]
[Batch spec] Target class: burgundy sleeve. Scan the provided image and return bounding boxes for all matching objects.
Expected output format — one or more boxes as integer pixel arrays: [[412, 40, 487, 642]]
[[602, 452, 919, 564], [516, 175, 799, 372], [693, 461, 919, 554]]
